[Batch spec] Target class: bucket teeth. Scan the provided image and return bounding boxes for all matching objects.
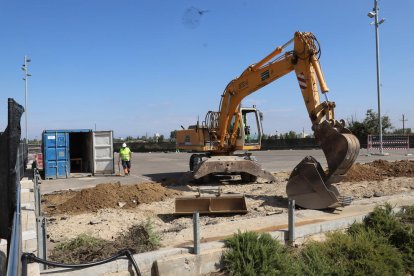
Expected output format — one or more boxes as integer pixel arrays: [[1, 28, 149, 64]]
[[338, 195, 353, 206]]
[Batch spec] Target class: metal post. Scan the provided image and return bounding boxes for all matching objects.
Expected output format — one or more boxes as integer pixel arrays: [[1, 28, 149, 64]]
[[22, 56, 31, 146], [193, 211, 200, 254], [34, 171, 47, 270], [34, 173, 40, 217], [373, 0, 383, 155], [400, 114, 407, 134], [288, 199, 295, 245], [36, 217, 46, 270]]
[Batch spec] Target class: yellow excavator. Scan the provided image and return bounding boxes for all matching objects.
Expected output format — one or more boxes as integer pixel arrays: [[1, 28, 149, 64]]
[[176, 32, 360, 210]]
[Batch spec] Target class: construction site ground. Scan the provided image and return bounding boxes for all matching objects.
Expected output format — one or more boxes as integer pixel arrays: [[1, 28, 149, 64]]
[[40, 149, 414, 260]]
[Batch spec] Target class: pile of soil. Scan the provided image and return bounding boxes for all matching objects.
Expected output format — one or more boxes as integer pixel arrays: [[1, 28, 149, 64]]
[[344, 160, 414, 182], [43, 182, 181, 215]]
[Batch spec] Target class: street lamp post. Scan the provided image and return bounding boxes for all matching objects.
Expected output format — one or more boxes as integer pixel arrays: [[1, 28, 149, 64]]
[[368, 0, 386, 155], [22, 56, 31, 145]]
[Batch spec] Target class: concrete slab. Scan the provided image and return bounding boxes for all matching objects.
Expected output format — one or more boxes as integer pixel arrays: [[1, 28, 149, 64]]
[[27, 263, 41, 276], [22, 230, 36, 241], [24, 238, 38, 253], [26, 211, 37, 230], [155, 248, 224, 276]]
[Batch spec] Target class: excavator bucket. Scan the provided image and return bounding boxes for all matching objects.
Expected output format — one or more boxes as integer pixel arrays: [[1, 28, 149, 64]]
[[286, 122, 360, 209], [174, 188, 248, 215], [286, 156, 352, 209]]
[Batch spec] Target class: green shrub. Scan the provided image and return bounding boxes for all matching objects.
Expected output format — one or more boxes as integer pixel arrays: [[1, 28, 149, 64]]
[[52, 234, 108, 263], [55, 233, 105, 252], [349, 203, 414, 273], [299, 230, 405, 276], [397, 205, 414, 224], [223, 231, 299, 276], [362, 203, 398, 237], [144, 219, 161, 247], [296, 241, 345, 275]]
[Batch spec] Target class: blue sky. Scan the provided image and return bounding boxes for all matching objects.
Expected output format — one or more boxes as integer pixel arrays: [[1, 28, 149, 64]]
[[0, 0, 413, 139]]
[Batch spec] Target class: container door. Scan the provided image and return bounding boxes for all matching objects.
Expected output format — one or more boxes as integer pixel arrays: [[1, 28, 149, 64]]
[[43, 132, 69, 179], [92, 131, 114, 174]]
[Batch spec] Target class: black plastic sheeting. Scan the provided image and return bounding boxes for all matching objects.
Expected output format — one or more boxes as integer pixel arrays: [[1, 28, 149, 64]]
[[0, 98, 24, 240]]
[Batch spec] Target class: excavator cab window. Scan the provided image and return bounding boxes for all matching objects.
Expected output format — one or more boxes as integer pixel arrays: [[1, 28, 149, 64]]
[[241, 108, 262, 145]]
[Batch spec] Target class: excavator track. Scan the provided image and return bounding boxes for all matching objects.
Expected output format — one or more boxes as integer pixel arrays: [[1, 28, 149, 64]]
[[286, 124, 360, 209]]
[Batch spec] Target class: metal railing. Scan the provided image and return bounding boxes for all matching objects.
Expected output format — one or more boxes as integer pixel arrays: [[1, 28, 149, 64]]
[[367, 134, 410, 155], [33, 168, 47, 270]]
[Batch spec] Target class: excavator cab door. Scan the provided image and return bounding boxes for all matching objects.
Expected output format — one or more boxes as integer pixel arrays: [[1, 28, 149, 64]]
[[236, 107, 263, 148]]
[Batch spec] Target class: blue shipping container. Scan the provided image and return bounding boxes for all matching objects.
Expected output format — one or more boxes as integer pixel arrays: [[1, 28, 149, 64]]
[[42, 129, 92, 179]]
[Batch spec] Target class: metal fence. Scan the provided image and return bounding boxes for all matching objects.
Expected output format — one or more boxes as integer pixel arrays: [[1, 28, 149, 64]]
[[0, 98, 25, 276], [367, 134, 410, 155]]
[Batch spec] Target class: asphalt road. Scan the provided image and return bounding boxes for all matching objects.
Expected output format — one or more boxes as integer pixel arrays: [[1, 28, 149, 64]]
[[40, 149, 413, 194]]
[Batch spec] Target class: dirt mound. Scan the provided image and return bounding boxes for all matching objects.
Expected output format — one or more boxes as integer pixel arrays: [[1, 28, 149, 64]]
[[43, 182, 181, 215], [369, 160, 414, 177], [344, 163, 383, 182], [344, 160, 414, 182]]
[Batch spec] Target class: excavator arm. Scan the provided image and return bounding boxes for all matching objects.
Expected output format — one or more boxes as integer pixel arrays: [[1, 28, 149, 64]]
[[217, 32, 335, 149]]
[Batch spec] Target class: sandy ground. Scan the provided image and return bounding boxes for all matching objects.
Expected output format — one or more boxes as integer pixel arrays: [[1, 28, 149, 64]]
[[44, 169, 414, 250]]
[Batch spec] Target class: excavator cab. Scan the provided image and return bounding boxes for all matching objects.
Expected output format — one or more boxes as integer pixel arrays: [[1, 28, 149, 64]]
[[234, 107, 263, 148]]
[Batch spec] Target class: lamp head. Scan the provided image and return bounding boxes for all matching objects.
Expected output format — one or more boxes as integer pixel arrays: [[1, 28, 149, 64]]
[[367, 11, 376, 18]]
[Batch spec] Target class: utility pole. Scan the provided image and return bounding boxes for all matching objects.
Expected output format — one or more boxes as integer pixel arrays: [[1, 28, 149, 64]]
[[22, 56, 31, 144], [368, 0, 386, 155], [400, 114, 408, 134]]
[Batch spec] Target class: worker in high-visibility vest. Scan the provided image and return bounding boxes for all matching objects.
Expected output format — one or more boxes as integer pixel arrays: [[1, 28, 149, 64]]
[[119, 143, 132, 176]]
